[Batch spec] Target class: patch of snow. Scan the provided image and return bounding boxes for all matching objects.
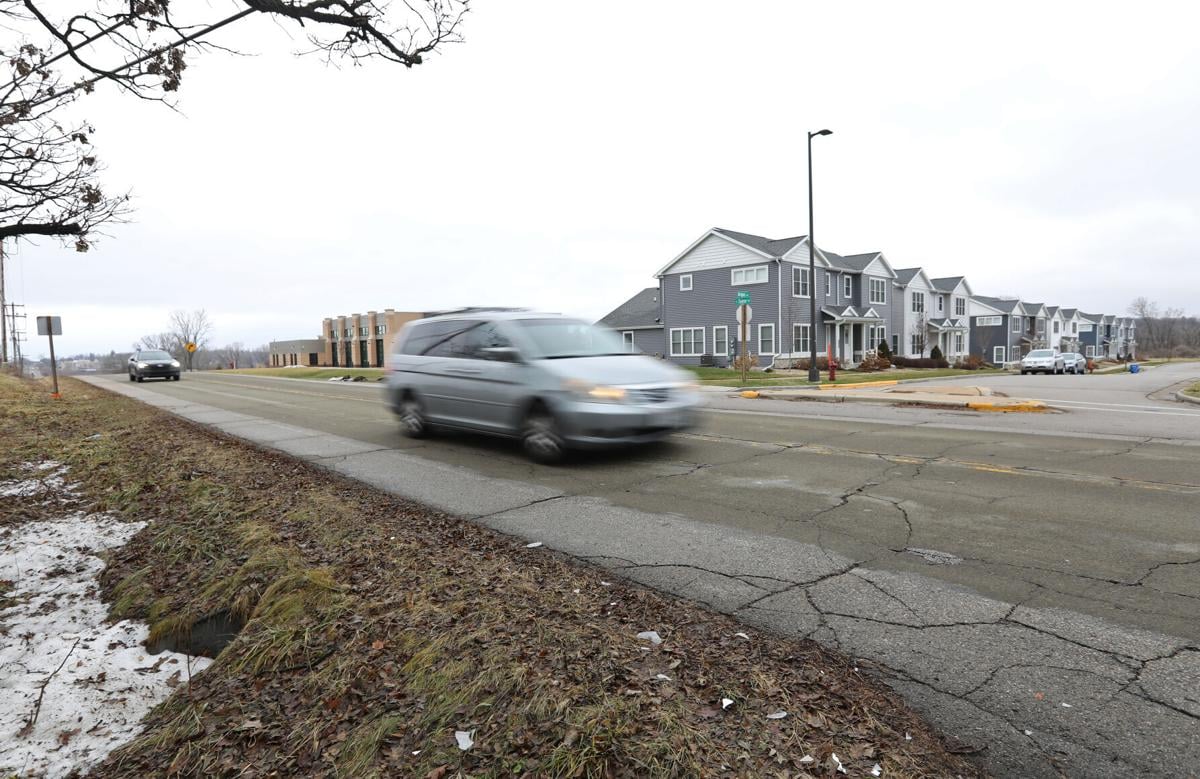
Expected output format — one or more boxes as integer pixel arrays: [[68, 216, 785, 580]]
[[0, 508, 212, 777]]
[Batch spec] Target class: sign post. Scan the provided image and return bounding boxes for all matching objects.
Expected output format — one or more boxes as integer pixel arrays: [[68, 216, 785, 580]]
[[36, 315, 62, 399], [185, 341, 197, 371], [734, 292, 752, 385]]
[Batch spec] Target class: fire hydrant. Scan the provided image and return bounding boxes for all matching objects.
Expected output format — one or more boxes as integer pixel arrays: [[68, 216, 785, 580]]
[[829, 359, 838, 381]]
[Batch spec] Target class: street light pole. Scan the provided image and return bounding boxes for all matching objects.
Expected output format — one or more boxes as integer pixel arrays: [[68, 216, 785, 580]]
[[807, 129, 832, 384]]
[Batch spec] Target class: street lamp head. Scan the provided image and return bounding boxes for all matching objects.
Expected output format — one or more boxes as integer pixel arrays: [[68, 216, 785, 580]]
[[814, 129, 832, 137]]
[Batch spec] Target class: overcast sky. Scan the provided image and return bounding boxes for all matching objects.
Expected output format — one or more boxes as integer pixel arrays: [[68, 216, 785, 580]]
[[10, 0, 1199, 357]]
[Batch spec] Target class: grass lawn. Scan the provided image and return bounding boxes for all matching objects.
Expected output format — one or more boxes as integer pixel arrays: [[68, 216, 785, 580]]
[[688, 366, 1003, 388], [0, 374, 978, 778], [226, 366, 386, 381], [1185, 382, 1200, 398]]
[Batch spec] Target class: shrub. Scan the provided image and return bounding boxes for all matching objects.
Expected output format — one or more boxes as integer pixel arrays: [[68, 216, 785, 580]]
[[890, 356, 940, 369], [876, 340, 892, 359], [857, 354, 888, 372], [953, 354, 986, 370], [930, 344, 944, 363], [793, 357, 831, 371]]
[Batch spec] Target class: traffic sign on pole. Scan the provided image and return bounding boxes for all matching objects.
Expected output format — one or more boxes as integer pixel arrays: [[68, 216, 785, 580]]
[[735, 290, 751, 306], [736, 304, 752, 323], [36, 316, 62, 399]]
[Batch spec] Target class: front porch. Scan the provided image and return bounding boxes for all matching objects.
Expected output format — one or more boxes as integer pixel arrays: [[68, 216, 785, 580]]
[[926, 318, 969, 359], [822, 306, 885, 367]]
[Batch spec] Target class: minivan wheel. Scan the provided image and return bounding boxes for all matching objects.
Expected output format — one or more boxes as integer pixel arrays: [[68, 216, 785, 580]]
[[128, 371, 135, 382], [398, 397, 430, 438], [522, 408, 565, 464]]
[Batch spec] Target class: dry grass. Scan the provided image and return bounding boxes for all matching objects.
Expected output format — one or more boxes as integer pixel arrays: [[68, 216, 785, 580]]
[[0, 374, 981, 778]]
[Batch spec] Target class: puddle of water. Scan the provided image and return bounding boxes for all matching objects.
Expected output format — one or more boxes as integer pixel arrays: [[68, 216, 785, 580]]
[[149, 611, 245, 658]]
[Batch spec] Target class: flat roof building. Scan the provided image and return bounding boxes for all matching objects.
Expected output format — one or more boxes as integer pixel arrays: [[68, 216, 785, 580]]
[[321, 309, 427, 368]]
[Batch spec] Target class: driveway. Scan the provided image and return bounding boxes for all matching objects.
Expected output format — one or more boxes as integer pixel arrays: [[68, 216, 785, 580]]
[[84, 372, 1200, 777]]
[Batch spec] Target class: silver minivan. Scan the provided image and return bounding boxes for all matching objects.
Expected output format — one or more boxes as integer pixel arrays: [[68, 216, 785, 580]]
[[386, 310, 701, 462]]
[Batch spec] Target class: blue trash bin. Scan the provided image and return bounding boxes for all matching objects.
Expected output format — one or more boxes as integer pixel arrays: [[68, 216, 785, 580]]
[[1129, 363, 1140, 374]]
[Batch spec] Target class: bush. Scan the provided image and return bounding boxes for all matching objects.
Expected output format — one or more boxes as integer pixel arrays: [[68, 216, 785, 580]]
[[857, 353, 890, 372], [953, 354, 986, 370], [890, 356, 947, 369], [876, 340, 892, 359], [793, 357, 830, 371], [930, 344, 944, 363]]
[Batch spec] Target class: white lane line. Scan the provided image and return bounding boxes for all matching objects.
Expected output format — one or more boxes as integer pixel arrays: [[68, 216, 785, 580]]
[[1048, 398, 1200, 412], [169, 378, 382, 405]]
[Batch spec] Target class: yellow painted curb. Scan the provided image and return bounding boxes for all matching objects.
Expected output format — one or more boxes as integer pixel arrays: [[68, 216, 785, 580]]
[[966, 400, 1047, 413], [819, 380, 899, 391], [740, 390, 760, 399]]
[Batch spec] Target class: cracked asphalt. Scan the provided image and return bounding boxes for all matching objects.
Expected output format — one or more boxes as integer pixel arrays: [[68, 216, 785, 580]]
[[84, 366, 1200, 778]]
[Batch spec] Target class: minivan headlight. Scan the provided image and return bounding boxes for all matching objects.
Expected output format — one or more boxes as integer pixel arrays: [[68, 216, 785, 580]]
[[564, 379, 626, 403]]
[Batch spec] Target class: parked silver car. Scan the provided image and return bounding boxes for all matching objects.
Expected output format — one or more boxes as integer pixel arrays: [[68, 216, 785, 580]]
[[1061, 352, 1086, 374], [1020, 349, 1065, 375], [385, 310, 701, 462]]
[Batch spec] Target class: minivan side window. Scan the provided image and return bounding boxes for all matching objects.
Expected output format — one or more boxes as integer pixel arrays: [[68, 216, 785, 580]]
[[465, 321, 512, 354], [400, 320, 482, 356]]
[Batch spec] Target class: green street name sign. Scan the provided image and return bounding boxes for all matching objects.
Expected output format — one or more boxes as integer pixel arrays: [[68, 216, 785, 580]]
[[735, 291, 751, 305]]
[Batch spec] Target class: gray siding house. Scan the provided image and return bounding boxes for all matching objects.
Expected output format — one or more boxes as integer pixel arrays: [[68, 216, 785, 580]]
[[597, 287, 667, 358], [890, 269, 972, 359], [970, 296, 1029, 365], [654, 227, 896, 367]]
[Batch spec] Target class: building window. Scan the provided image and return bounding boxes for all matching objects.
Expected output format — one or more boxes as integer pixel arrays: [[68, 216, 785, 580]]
[[891, 334, 899, 354], [937, 296, 944, 313], [680, 274, 693, 291], [731, 265, 769, 285], [825, 272, 832, 297], [330, 329, 337, 341], [842, 275, 853, 299], [1085, 345, 1095, 357], [869, 278, 887, 305], [713, 326, 728, 356], [976, 315, 1001, 327], [1072, 322, 1078, 335], [1012, 317, 1022, 333], [345, 328, 352, 337], [793, 266, 811, 297], [1037, 318, 1045, 334], [955, 297, 966, 317], [375, 324, 386, 335], [669, 327, 705, 357], [360, 326, 369, 337], [621, 331, 635, 351], [758, 323, 775, 355], [954, 333, 964, 354], [793, 324, 811, 355], [911, 333, 922, 355], [1053, 321, 1060, 334], [994, 346, 1006, 364], [911, 292, 924, 314]]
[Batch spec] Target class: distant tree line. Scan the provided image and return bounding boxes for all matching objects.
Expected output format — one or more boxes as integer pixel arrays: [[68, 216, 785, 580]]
[[1128, 298, 1200, 358]]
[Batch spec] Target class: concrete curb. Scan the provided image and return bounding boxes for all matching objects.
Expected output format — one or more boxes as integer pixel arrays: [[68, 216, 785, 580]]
[[710, 370, 1014, 393], [752, 390, 1049, 412], [1176, 391, 1200, 405]]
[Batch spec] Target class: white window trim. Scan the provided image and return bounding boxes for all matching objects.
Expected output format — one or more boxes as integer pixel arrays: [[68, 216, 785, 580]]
[[712, 325, 728, 356], [792, 266, 811, 298], [954, 332, 965, 354], [679, 274, 693, 291], [977, 315, 1001, 327], [731, 265, 769, 286], [911, 292, 924, 314], [843, 275, 853, 299], [955, 297, 966, 317], [1085, 345, 1095, 357], [792, 323, 811, 355], [994, 346, 1006, 364], [825, 272, 832, 297], [869, 277, 887, 305], [1012, 317, 1022, 334], [757, 323, 776, 356], [937, 296, 944, 313], [669, 327, 705, 357], [621, 331, 635, 351]]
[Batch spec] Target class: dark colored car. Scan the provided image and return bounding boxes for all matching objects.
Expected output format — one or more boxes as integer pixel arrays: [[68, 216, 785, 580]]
[[128, 350, 181, 382]]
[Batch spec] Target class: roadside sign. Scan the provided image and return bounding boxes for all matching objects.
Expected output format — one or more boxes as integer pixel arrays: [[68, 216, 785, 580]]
[[36, 316, 62, 336], [185, 342, 197, 353], [735, 291, 751, 306], [737, 304, 752, 323]]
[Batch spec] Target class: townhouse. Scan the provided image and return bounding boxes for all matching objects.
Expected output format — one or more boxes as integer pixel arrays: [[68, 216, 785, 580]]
[[601, 226, 1140, 369]]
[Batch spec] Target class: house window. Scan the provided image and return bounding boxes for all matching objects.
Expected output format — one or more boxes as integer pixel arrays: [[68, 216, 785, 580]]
[[994, 346, 1006, 364], [731, 265, 769, 285], [937, 296, 944, 313], [1053, 321, 1060, 334], [669, 327, 705, 357], [911, 292, 924, 314], [954, 333, 964, 354], [1037, 318, 1045, 334], [955, 297, 966, 317], [843, 275, 853, 299], [977, 316, 1001, 326], [621, 331, 635, 352], [1072, 322, 1078, 334], [911, 333, 922, 355], [825, 272, 832, 296], [758, 324, 776, 355], [792, 266, 811, 297], [713, 326, 728, 356], [869, 278, 887, 305], [680, 274, 693, 291], [1012, 317, 1022, 334], [891, 334, 899, 354], [1085, 345, 1095, 357], [793, 324, 811, 355]]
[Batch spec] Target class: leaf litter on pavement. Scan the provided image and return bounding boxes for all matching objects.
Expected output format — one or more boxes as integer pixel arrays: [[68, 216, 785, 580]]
[[0, 375, 982, 777]]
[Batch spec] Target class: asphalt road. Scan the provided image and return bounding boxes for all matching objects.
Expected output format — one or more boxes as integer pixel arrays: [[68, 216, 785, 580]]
[[88, 366, 1200, 777]]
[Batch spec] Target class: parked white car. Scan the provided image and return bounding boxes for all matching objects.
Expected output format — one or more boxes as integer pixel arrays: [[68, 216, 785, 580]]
[[1061, 352, 1086, 374], [1020, 349, 1064, 375]]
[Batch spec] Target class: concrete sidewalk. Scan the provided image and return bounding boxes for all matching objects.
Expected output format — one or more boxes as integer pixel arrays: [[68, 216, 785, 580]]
[[747, 384, 1050, 412], [81, 376, 1199, 778]]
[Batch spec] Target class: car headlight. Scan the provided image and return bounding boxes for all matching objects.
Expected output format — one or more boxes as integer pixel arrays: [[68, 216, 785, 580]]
[[171, 360, 180, 368], [563, 379, 626, 402], [137, 362, 148, 369]]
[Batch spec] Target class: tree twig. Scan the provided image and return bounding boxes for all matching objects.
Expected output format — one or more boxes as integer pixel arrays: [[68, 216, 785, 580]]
[[18, 636, 81, 736]]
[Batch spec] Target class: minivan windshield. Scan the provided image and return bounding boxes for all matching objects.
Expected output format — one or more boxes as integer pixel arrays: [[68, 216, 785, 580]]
[[139, 351, 173, 360], [515, 319, 629, 359], [1027, 350, 1054, 358]]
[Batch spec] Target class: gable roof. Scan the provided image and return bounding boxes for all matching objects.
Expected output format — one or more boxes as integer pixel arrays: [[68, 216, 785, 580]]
[[892, 267, 935, 289], [931, 276, 968, 294], [712, 228, 807, 258], [837, 252, 881, 272], [1059, 308, 1080, 320], [598, 288, 661, 329], [1045, 305, 1060, 317], [1024, 302, 1048, 316], [975, 296, 1025, 315]]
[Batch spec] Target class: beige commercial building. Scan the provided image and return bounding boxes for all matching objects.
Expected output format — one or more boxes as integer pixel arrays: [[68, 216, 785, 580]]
[[322, 310, 426, 368]]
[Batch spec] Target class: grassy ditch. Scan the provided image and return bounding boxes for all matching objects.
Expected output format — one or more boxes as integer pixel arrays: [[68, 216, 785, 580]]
[[1185, 382, 1200, 398], [225, 367, 386, 381], [0, 375, 979, 778]]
